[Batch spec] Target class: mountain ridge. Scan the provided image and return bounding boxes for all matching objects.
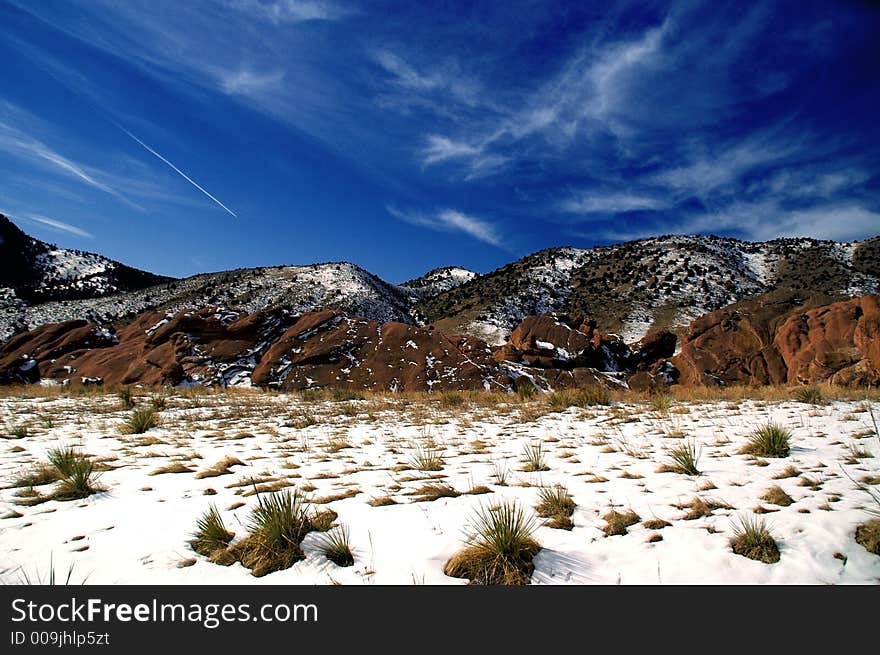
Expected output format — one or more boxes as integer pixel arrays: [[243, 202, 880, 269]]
[[2, 213, 877, 346]]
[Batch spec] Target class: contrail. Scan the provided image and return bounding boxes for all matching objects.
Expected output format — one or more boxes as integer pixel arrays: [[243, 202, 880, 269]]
[[116, 125, 237, 218]]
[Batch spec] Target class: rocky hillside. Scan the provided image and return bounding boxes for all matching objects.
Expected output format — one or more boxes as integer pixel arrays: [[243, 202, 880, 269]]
[[0, 214, 172, 314], [2, 215, 877, 351], [0, 261, 423, 342], [416, 235, 880, 344]]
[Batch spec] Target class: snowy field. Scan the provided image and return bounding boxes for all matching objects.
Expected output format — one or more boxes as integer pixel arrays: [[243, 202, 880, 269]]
[[1, 388, 878, 585]]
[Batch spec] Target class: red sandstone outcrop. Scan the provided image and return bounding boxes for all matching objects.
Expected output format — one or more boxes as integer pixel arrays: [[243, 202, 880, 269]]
[[671, 291, 879, 386], [1, 292, 877, 390]]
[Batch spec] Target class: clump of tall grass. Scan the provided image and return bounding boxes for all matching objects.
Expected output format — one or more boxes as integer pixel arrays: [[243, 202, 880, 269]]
[[440, 391, 466, 407], [730, 514, 780, 563], [234, 488, 313, 577], [535, 484, 576, 530], [45, 446, 104, 500], [663, 440, 702, 475], [516, 382, 536, 401], [47, 445, 84, 478], [521, 440, 548, 472], [444, 501, 541, 585], [9, 554, 87, 585], [122, 408, 160, 434], [190, 505, 234, 556], [547, 390, 574, 409], [793, 386, 824, 405], [118, 388, 135, 410], [409, 444, 444, 471], [855, 520, 880, 555], [650, 393, 672, 413], [576, 386, 611, 407], [740, 423, 791, 458], [602, 508, 640, 536], [315, 525, 355, 567], [330, 389, 364, 402], [9, 424, 29, 439]]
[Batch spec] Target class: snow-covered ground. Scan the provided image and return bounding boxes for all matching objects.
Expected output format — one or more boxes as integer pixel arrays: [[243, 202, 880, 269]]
[[1, 391, 878, 584]]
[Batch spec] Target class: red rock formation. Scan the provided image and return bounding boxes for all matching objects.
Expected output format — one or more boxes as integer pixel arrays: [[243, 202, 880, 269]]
[[774, 295, 880, 385], [252, 311, 508, 391], [672, 291, 879, 386], [2, 294, 876, 391], [0, 307, 510, 392], [0, 319, 118, 384]]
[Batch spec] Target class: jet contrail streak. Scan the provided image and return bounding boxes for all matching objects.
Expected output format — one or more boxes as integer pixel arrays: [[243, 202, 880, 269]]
[[116, 125, 237, 218]]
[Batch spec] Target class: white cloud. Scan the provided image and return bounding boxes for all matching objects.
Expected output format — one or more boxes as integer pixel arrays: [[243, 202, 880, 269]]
[[650, 134, 802, 197], [16, 213, 93, 238], [560, 193, 666, 215], [422, 135, 482, 165], [745, 204, 880, 242], [373, 50, 438, 92], [585, 200, 880, 244], [387, 205, 503, 247], [224, 0, 352, 24], [0, 119, 138, 208], [220, 68, 285, 95], [408, 22, 668, 179], [758, 167, 871, 199]]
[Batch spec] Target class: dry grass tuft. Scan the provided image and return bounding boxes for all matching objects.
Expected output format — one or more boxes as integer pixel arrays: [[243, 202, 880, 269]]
[[150, 462, 193, 475], [535, 484, 575, 530], [190, 505, 234, 556], [773, 465, 801, 479], [444, 501, 541, 585], [368, 495, 398, 507], [195, 456, 245, 479], [231, 488, 313, 577], [521, 440, 548, 472], [643, 518, 671, 530], [602, 509, 640, 536], [315, 525, 355, 566], [855, 520, 880, 555], [121, 408, 160, 434], [681, 496, 730, 520], [761, 485, 794, 507], [740, 423, 791, 458], [410, 483, 460, 502], [730, 514, 780, 563]]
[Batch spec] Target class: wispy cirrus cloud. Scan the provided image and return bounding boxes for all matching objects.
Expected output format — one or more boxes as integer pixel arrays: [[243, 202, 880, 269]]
[[577, 199, 880, 245], [387, 205, 504, 248], [4, 0, 878, 261], [12, 212, 93, 238], [0, 116, 139, 209], [560, 192, 667, 215], [220, 68, 286, 96], [227, 0, 353, 24]]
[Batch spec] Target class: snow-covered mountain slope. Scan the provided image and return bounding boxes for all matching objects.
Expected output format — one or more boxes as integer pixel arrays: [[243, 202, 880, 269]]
[[0, 214, 172, 312], [416, 235, 880, 344], [401, 266, 478, 297]]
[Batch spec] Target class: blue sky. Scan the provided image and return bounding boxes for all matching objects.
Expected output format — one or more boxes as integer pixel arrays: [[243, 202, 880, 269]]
[[0, 0, 878, 281]]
